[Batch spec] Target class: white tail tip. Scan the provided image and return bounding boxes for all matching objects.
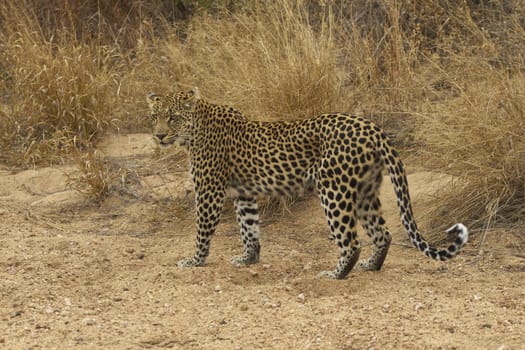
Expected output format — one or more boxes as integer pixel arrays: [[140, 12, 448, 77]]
[[446, 223, 469, 244]]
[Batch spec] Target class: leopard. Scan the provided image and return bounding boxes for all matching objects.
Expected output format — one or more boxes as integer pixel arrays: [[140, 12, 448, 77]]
[[147, 87, 468, 279]]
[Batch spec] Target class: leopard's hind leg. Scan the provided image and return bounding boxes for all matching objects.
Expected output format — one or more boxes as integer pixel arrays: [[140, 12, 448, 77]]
[[316, 167, 361, 279], [355, 164, 392, 271]]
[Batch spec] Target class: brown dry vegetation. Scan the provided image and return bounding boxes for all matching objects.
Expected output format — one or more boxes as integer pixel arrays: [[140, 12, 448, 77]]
[[0, 1, 524, 231]]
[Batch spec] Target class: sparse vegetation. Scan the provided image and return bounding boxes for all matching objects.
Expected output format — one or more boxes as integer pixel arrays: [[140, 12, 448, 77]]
[[65, 149, 116, 203], [0, 0, 523, 231]]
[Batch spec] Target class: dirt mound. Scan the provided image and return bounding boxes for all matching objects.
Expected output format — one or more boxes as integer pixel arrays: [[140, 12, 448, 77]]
[[0, 134, 523, 349]]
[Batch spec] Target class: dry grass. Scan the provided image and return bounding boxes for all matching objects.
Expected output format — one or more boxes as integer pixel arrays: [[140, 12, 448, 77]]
[[0, 1, 124, 167], [65, 148, 142, 203], [0, 0, 524, 231], [65, 149, 116, 203], [409, 3, 525, 230], [416, 67, 525, 230], [139, 0, 345, 119]]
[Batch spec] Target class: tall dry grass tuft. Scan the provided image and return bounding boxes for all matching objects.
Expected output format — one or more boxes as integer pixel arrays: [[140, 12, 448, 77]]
[[66, 149, 115, 203], [0, 2, 124, 167], [153, 0, 345, 119], [339, 0, 421, 108], [412, 2, 525, 231], [416, 67, 525, 231]]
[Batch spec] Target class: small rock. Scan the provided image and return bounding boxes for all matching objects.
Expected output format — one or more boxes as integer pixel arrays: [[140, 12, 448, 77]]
[[64, 297, 72, 306], [262, 298, 281, 308], [303, 262, 313, 271], [414, 302, 424, 311], [248, 269, 258, 277], [240, 304, 248, 311], [214, 285, 222, 293], [297, 293, 306, 303], [270, 301, 281, 308], [501, 319, 513, 326], [74, 336, 84, 343], [262, 264, 271, 269], [10, 310, 22, 318], [83, 318, 96, 326], [472, 294, 482, 301]]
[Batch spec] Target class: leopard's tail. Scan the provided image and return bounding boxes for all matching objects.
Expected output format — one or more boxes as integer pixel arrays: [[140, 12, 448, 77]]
[[379, 136, 468, 261]]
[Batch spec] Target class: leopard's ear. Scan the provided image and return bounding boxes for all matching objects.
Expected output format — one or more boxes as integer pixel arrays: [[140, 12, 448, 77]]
[[184, 87, 200, 109], [189, 87, 200, 99], [146, 92, 161, 108]]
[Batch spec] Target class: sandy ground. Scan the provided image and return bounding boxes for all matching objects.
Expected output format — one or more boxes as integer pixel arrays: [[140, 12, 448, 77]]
[[0, 134, 523, 350]]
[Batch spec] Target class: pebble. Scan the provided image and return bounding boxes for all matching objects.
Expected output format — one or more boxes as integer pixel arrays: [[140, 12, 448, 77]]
[[269, 302, 281, 308], [83, 318, 96, 326], [472, 294, 482, 301], [414, 302, 424, 311], [10, 310, 22, 318], [297, 293, 306, 303], [262, 298, 281, 308]]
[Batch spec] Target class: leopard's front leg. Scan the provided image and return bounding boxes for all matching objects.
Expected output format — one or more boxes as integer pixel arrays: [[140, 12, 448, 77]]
[[230, 197, 261, 267], [178, 184, 225, 268]]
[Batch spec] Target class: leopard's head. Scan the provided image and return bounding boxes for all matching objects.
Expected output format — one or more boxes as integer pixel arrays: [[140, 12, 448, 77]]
[[146, 87, 200, 146]]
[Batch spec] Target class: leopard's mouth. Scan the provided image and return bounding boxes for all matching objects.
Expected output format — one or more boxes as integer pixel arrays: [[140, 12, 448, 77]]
[[154, 137, 174, 147], [154, 135, 181, 147]]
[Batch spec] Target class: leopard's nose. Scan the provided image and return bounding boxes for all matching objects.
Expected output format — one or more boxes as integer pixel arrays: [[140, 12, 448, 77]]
[[155, 133, 167, 141]]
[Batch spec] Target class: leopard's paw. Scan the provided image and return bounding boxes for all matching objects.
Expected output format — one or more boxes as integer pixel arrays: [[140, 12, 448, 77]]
[[177, 256, 205, 268]]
